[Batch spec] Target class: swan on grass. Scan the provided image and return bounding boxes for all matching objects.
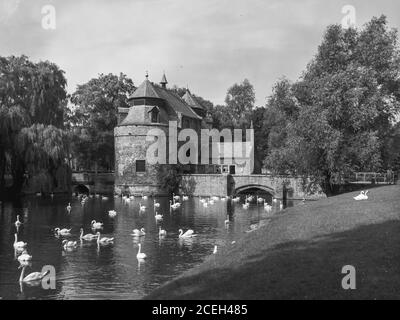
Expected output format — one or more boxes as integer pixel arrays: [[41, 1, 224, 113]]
[[136, 243, 147, 259], [13, 233, 27, 250], [178, 229, 196, 238]]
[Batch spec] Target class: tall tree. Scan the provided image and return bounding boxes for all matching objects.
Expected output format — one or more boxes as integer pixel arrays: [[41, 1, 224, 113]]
[[0, 55, 68, 197], [69, 73, 135, 172], [264, 16, 400, 194]]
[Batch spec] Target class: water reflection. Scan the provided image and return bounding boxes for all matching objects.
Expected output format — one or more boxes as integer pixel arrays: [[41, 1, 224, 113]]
[[0, 193, 299, 299]]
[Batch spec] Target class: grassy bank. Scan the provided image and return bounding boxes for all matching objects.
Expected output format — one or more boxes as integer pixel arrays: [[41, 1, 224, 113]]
[[146, 185, 400, 299]]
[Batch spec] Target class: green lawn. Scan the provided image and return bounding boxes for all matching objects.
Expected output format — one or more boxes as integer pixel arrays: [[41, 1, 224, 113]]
[[146, 185, 400, 300]]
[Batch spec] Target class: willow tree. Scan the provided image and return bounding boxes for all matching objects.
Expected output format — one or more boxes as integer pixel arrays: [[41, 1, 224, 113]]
[[0, 55, 68, 197]]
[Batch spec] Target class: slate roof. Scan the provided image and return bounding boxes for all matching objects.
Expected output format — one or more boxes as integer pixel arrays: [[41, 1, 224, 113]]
[[128, 78, 202, 120], [182, 90, 205, 111]]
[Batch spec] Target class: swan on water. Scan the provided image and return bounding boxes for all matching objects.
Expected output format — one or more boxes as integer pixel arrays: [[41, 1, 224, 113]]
[[154, 199, 160, 208], [91, 220, 103, 229], [178, 229, 196, 238], [159, 227, 167, 236], [66, 203, 71, 212], [132, 228, 146, 236], [136, 243, 147, 259], [155, 212, 163, 221], [79, 228, 98, 241], [19, 265, 49, 283], [96, 232, 114, 244], [139, 203, 146, 211], [55, 228, 72, 236], [141, 193, 148, 200], [13, 234, 27, 250], [62, 240, 77, 250], [213, 245, 218, 254], [15, 215, 22, 227], [182, 195, 189, 201], [17, 250, 32, 262], [108, 210, 117, 217]]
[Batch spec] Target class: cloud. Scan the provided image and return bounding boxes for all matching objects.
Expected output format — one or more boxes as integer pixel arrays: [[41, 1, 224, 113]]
[[1, 0, 400, 105]]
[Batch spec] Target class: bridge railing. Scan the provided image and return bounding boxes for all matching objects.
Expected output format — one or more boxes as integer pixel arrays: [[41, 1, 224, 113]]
[[346, 172, 395, 184]]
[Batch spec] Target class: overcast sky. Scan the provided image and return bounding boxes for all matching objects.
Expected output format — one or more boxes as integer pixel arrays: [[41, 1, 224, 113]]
[[1, 0, 399, 106]]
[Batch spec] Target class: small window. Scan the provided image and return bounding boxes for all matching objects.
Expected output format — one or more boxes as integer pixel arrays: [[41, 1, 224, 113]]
[[151, 109, 159, 123], [136, 160, 146, 172]]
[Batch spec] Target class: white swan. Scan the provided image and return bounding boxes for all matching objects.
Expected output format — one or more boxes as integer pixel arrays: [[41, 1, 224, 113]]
[[200, 197, 206, 203], [66, 203, 71, 212], [182, 195, 189, 201], [213, 245, 218, 254], [170, 200, 179, 210], [264, 203, 272, 212], [178, 229, 196, 238], [108, 210, 117, 217], [257, 196, 264, 203], [17, 250, 32, 262], [279, 201, 284, 210], [159, 227, 167, 236], [101, 195, 109, 200], [242, 197, 249, 209], [136, 243, 147, 259], [232, 196, 240, 202], [132, 228, 146, 236], [19, 266, 49, 283], [272, 197, 277, 203], [62, 240, 77, 250], [224, 215, 231, 226], [91, 220, 103, 229], [13, 234, 27, 250], [362, 190, 369, 200], [353, 191, 365, 201], [203, 201, 208, 208], [96, 232, 114, 244], [155, 212, 163, 221], [80, 228, 98, 241], [173, 193, 180, 201], [139, 203, 146, 211], [54, 227, 72, 236], [141, 193, 148, 200], [15, 215, 22, 227], [154, 199, 160, 208]]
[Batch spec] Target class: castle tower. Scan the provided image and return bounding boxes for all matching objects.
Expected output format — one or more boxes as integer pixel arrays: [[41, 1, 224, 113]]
[[114, 73, 203, 196]]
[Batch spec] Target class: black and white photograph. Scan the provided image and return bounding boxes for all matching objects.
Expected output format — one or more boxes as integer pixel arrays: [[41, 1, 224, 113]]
[[0, 0, 400, 304]]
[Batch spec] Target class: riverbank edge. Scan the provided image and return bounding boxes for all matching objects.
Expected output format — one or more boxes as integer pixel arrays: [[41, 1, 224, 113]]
[[145, 184, 400, 299]]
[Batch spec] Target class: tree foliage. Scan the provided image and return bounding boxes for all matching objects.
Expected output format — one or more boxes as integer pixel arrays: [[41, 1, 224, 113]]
[[264, 16, 400, 194], [0, 55, 68, 196], [68, 73, 135, 171]]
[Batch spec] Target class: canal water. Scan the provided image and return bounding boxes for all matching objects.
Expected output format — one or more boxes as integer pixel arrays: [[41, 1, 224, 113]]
[[0, 194, 298, 299]]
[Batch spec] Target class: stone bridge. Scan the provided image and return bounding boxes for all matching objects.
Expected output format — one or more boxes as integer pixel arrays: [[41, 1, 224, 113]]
[[180, 174, 325, 200], [71, 172, 114, 194]]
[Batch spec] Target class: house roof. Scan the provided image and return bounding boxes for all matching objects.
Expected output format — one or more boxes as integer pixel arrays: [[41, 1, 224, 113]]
[[182, 90, 205, 111], [129, 79, 161, 99], [127, 78, 202, 120]]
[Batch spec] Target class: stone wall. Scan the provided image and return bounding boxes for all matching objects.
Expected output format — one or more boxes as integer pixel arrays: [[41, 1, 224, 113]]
[[114, 124, 170, 195], [180, 174, 228, 197]]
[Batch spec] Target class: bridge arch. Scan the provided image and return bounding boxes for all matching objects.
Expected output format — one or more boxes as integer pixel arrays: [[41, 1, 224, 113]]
[[73, 184, 90, 195], [235, 184, 276, 197]]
